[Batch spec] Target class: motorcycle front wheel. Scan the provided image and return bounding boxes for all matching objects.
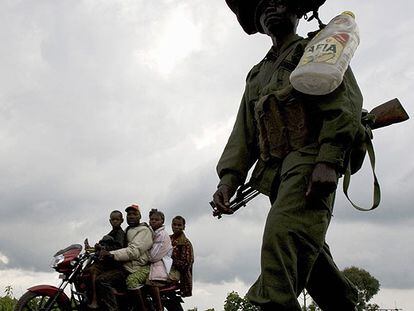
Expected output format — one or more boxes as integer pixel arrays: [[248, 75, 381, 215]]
[[14, 291, 71, 311]]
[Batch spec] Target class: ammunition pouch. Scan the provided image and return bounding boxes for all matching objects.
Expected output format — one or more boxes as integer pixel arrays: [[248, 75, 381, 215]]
[[254, 86, 316, 161]]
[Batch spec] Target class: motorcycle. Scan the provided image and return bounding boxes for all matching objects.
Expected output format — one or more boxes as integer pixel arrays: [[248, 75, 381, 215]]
[[14, 243, 184, 311]]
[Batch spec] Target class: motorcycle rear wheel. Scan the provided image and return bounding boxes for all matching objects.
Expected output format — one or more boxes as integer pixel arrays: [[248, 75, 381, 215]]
[[14, 291, 71, 311]]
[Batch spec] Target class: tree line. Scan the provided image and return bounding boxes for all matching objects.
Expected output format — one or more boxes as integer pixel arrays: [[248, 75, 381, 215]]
[[0, 266, 382, 310], [221, 266, 381, 311]]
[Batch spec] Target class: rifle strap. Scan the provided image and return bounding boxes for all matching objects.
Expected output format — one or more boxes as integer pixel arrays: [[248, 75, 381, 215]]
[[342, 135, 381, 211]]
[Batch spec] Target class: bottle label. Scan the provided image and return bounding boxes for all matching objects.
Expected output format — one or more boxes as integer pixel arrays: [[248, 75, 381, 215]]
[[333, 16, 352, 26], [299, 33, 349, 65]]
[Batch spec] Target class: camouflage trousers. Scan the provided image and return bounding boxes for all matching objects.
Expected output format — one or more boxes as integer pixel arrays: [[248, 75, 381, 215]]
[[246, 164, 358, 311]]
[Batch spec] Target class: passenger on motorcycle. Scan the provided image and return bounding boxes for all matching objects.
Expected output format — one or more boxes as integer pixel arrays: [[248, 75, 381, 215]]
[[169, 216, 194, 298], [98, 204, 153, 311], [84, 209, 125, 309], [146, 209, 173, 311]]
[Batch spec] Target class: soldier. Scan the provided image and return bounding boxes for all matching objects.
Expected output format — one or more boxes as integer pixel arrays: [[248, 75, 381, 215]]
[[212, 0, 361, 310]]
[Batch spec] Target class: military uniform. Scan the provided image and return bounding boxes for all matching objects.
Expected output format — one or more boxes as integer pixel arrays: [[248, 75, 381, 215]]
[[217, 31, 362, 310]]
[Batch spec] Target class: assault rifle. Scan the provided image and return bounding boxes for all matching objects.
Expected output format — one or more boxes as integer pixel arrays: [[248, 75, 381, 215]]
[[210, 183, 260, 218], [210, 98, 409, 218]]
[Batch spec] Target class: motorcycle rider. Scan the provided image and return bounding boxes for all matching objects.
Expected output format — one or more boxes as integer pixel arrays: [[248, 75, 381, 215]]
[[97, 204, 153, 311]]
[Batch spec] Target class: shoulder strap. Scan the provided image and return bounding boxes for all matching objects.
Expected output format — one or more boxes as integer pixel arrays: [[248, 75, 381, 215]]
[[342, 133, 381, 211], [260, 39, 303, 84]]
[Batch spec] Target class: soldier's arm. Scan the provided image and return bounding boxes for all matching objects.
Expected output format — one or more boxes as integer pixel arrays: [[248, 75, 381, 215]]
[[306, 67, 363, 196], [216, 86, 258, 188], [313, 67, 363, 171], [214, 81, 258, 212]]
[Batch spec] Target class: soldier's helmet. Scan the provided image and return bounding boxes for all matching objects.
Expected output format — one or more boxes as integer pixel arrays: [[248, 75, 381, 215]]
[[225, 0, 326, 34]]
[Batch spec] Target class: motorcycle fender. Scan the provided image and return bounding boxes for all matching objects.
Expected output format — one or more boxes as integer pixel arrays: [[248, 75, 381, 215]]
[[28, 285, 70, 305]]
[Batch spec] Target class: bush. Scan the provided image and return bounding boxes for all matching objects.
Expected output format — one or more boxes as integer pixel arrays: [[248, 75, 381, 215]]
[[0, 286, 17, 311], [224, 291, 259, 311]]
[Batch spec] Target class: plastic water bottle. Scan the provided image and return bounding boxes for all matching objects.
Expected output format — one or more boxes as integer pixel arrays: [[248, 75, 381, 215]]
[[290, 11, 360, 95]]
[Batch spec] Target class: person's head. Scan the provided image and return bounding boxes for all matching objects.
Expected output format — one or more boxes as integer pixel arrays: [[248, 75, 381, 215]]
[[225, 0, 325, 35], [109, 210, 124, 229], [125, 204, 141, 227], [171, 216, 186, 236], [255, 0, 299, 38], [149, 209, 165, 231]]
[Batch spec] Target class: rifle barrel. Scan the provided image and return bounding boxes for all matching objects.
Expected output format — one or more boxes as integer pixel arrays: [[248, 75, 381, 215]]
[[210, 186, 260, 218], [230, 189, 260, 212]]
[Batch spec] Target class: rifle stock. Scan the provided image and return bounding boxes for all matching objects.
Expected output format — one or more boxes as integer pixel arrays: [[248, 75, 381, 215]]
[[369, 98, 409, 130]]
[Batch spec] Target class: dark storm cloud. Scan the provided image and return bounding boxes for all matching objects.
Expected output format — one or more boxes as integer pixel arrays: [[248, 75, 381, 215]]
[[0, 0, 238, 274], [157, 165, 218, 221]]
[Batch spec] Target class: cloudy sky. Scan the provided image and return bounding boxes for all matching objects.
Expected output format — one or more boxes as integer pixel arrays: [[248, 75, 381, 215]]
[[1, 0, 413, 310]]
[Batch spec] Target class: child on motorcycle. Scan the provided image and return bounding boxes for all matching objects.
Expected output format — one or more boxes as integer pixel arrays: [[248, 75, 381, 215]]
[[84, 210, 125, 309], [84, 210, 125, 252], [170, 216, 194, 298], [146, 209, 173, 311]]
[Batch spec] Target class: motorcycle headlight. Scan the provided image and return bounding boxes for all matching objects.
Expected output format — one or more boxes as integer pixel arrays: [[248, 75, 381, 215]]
[[50, 254, 65, 268]]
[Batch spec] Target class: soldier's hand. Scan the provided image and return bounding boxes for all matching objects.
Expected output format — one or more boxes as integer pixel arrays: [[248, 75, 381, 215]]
[[306, 162, 338, 197], [212, 184, 236, 216]]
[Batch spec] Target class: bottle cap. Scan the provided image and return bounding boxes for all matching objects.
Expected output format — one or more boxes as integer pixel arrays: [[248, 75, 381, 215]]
[[342, 11, 355, 19]]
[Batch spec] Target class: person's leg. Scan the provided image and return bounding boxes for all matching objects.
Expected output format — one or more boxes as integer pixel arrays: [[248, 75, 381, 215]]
[[246, 164, 334, 310], [306, 243, 358, 311], [88, 270, 99, 309], [128, 289, 148, 311], [95, 268, 127, 311], [149, 285, 163, 311], [126, 265, 150, 311]]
